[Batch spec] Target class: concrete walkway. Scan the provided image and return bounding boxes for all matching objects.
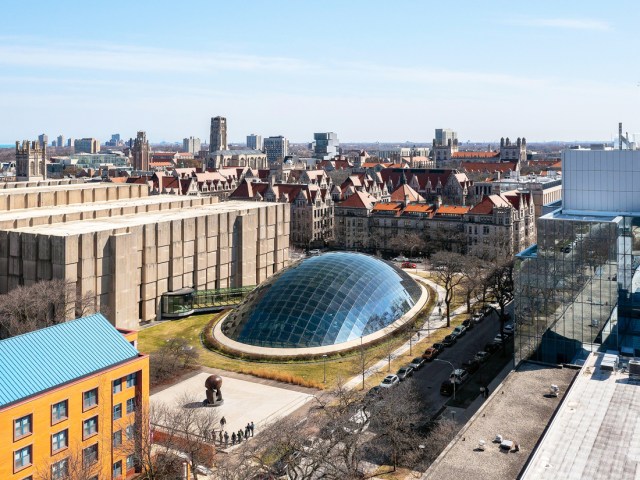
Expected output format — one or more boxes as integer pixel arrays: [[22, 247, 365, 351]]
[[343, 276, 473, 390]]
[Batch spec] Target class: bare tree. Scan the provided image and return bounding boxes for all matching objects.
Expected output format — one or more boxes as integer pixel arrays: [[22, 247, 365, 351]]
[[0, 279, 98, 338], [485, 259, 515, 348], [430, 251, 467, 327], [459, 257, 490, 313], [149, 338, 200, 387]]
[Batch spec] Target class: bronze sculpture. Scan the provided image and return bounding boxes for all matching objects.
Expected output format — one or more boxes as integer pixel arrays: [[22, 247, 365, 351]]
[[203, 374, 224, 406]]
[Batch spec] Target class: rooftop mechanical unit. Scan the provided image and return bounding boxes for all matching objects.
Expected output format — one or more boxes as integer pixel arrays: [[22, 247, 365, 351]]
[[628, 359, 640, 376]]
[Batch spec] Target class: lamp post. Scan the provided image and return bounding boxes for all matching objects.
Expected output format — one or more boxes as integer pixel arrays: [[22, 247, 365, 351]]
[[322, 354, 328, 383], [434, 358, 457, 400]]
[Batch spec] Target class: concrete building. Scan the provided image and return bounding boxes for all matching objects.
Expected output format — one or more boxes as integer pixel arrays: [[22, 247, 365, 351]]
[[182, 136, 201, 154], [0, 313, 149, 480], [433, 129, 459, 166], [264, 136, 289, 164], [209, 116, 227, 152], [67, 138, 74, 148], [56, 135, 65, 147], [206, 149, 268, 170], [515, 149, 640, 365], [247, 134, 262, 151], [313, 132, 339, 160], [131, 131, 150, 172], [435, 128, 457, 148], [15, 140, 46, 182], [0, 183, 290, 328], [74, 138, 100, 154]]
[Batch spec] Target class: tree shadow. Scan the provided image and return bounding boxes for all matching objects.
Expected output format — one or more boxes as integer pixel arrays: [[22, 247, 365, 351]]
[[183, 401, 206, 409]]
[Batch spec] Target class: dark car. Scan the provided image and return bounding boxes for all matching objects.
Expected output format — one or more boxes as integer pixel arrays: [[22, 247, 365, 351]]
[[462, 359, 481, 374], [442, 335, 457, 347], [409, 357, 426, 370], [432, 342, 445, 354], [462, 319, 475, 330], [396, 366, 414, 381], [440, 380, 455, 396], [483, 342, 501, 354]]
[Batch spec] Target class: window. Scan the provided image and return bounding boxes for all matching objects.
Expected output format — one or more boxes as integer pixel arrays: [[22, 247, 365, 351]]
[[83, 416, 98, 439], [52, 400, 68, 424], [113, 378, 122, 394], [113, 403, 122, 420], [83, 388, 98, 410], [51, 459, 68, 480], [113, 460, 123, 478], [126, 373, 136, 388], [14, 415, 32, 440], [51, 429, 68, 453], [126, 398, 136, 414], [83, 443, 98, 467], [14, 445, 32, 470], [113, 430, 122, 447], [126, 454, 135, 470], [125, 424, 134, 440]]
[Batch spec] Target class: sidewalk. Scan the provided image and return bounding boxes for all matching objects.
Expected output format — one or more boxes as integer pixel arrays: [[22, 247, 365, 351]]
[[343, 276, 473, 390]]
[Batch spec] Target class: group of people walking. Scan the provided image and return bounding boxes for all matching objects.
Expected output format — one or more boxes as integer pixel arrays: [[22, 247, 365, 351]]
[[216, 417, 255, 447]]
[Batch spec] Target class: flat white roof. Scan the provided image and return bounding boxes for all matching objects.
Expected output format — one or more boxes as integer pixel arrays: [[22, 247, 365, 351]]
[[12, 200, 275, 236], [0, 182, 134, 197], [522, 352, 640, 479]]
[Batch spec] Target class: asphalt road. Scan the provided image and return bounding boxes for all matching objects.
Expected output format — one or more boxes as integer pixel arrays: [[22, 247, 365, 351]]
[[405, 309, 508, 415]]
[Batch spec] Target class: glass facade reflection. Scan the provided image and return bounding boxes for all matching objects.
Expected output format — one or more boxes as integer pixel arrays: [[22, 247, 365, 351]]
[[221, 252, 422, 348], [515, 212, 640, 364]]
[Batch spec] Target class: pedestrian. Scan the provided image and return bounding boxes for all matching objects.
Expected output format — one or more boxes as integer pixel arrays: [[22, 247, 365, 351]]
[[245, 424, 250, 439], [238, 429, 244, 442], [250, 421, 255, 437], [438, 306, 442, 316], [219, 430, 223, 444], [220, 416, 226, 430], [484, 385, 490, 398], [224, 431, 229, 447], [231, 432, 236, 445]]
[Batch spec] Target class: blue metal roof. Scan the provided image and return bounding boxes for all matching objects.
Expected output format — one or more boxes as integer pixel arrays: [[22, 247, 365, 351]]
[[0, 313, 139, 408]]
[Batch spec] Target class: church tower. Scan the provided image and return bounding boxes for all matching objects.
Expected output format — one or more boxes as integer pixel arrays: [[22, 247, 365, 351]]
[[15, 140, 46, 181]]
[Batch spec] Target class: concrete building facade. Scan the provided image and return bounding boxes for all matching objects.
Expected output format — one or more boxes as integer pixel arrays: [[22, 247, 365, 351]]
[[15, 141, 47, 182], [209, 116, 227, 152], [264, 136, 289, 164], [247, 134, 262, 151], [74, 138, 100, 154], [131, 131, 150, 172], [0, 184, 289, 328], [182, 136, 201, 154]]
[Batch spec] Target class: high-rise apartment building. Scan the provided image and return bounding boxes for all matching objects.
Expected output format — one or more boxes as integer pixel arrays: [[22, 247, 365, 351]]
[[247, 134, 262, 151], [67, 138, 74, 148], [15, 140, 46, 181], [74, 138, 100, 154], [131, 131, 150, 171], [209, 116, 227, 152], [264, 136, 289, 163], [435, 128, 457, 147], [56, 135, 65, 147], [38, 133, 48, 149], [313, 132, 339, 160], [183, 136, 201, 154]]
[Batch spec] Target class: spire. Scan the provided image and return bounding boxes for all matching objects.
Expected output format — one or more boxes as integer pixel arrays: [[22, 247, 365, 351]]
[[400, 169, 407, 185]]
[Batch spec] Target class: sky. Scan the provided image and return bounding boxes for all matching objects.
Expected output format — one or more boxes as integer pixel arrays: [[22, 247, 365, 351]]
[[1, 0, 639, 144]]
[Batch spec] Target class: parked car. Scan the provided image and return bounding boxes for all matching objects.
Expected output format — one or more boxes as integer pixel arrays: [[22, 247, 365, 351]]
[[449, 368, 470, 384], [393, 256, 408, 262], [440, 380, 456, 396], [442, 335, 457, 347], [453, 325, 467, 338], [422, 347, 439, 361], [409, 357, 426, 370], [462, 319, 474, 330], [493, 333, 507, 343], [364, 386, 384, 403], [308, 249, 321, 255], [432, 342, 445, 354], [503, 324, 515, 335], [379, 374, 400, 388], [472, 312, 484, 324], [484, 342, 501, 353], [475, 351, 490, 363], [396, 366, 414, 381], [462, 359, 481, 374], [401, 262, 417, 269]]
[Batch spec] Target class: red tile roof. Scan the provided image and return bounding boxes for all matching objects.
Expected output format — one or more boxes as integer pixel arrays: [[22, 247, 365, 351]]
[[452, 151, 500, 159], [390, 183, 425, 203], [435, 205, 469, 215], [461, 162, 516, 173], [338, 190, 376, 209]]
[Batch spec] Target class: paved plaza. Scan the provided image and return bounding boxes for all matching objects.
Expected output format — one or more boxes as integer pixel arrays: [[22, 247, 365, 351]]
[[150, 372, 315, 438]]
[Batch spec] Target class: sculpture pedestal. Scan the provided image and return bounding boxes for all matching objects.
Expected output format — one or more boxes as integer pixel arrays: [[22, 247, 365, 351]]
[[202, 398, 224, 407]]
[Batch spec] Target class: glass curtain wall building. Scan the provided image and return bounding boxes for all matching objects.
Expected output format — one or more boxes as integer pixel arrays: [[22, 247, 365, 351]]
[[515, 150, 640, 364]]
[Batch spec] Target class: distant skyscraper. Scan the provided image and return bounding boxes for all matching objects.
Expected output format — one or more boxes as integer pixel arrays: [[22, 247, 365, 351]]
[[67, 138, 73, 148], [132, 131, 151, 171], [38, 133, 48, 149], [247, 134, 262, 151], [209, 116, 227, 152], [264, 136, 289, 163], [56, 135, 64, 147], [74, 138, 100, 154], [183, 136, 201, 154], [313, 132, 339, 159], [435, 128, 457, 147], [15, 140, 46, 181], [111, 133, 121, 143]]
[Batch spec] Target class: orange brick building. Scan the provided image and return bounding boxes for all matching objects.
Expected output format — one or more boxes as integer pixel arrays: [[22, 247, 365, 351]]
[[0, 314, 149, 480]]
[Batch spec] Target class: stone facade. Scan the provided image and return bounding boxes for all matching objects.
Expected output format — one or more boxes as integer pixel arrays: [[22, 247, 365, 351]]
[[0, 184, 289, 328], [15, 140, 46, 181]]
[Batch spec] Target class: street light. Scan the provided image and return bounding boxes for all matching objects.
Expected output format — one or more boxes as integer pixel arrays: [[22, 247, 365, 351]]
[[434, 358, 457, 400], [322, 354, 328, 383]]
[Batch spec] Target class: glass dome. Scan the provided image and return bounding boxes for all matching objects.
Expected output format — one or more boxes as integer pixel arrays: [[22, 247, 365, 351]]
[[221, 252, 422, 348]]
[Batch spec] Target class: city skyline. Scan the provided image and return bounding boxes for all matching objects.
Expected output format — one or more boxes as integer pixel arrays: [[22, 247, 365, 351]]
[[0, 0, 639, 143]]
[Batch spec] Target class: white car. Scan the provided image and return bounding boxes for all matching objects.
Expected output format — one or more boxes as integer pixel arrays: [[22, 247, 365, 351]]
[[308, 249, 321, 255], [380, 374, 400, 388], [392, 256, 408, 262], [503, 324, 515, 335], [493, 333, 507, 343]]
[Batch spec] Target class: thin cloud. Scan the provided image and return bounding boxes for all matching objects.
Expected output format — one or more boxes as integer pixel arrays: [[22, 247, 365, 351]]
[[508, 17, 610, 31]]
